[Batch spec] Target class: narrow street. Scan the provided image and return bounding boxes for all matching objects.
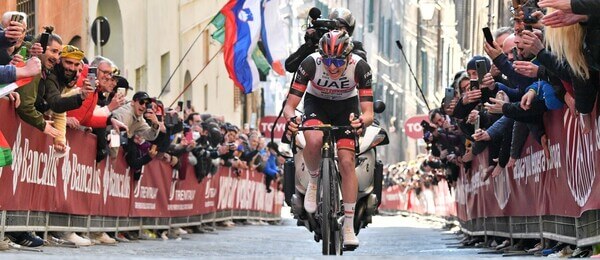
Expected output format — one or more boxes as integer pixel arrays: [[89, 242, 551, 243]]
[[1, 209, 494, 258]]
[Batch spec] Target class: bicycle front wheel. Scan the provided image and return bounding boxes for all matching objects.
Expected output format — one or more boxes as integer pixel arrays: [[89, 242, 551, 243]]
[[320, 158, 343, 255]]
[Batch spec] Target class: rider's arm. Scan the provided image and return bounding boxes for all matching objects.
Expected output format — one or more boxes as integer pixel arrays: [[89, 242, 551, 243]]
[[284, 56, 315, 120], [355, 59, 374, 127]]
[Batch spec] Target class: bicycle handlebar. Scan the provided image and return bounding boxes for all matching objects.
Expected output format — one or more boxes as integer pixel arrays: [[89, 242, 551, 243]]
[[291, 124, 360, 154]]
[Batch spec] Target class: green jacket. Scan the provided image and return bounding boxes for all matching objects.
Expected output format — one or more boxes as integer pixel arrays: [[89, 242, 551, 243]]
[[15, 75, 45, 131]]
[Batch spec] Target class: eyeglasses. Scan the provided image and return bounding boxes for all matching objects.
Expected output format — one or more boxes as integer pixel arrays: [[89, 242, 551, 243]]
[[322, 57, 346, 67], [138, 99, 151, 106], [99, 68, 114, 77]]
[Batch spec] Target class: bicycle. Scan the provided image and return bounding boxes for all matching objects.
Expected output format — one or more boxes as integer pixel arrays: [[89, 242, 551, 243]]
[[292, 124, 359, 255]]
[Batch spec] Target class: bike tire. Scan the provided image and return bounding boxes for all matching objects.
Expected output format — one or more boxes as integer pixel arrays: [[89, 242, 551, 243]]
[[320, 158, 343, 255]]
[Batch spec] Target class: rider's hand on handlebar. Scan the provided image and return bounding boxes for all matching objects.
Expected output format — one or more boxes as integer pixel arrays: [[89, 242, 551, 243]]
[[349, 113, 365, 135], [286, 116, 302, 136]]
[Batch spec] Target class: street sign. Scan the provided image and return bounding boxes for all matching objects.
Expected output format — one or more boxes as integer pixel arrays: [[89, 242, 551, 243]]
[[91, 16, 110, 46], [403, 114, 430, 140]]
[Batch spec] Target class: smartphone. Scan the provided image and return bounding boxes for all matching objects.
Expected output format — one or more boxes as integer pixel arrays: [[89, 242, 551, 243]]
[[39, 33, 50, 54], [482, 27, 494, 46], [524, 24, 533, 31], [109, 129, 121, 148], [469, 79, 479, 91], [522, 6, 539, 24], [177, 101, 184, 111], [474, 115, 480, 131], [476, 60, 487, 85], [444, 87, 455, 103], [186, 100, 191, 109], [116, 87, 126, 97], [146, 103, 153, 110], [185, 131, 193, 142], [512, 47, 519, 61], [87, 67, 97, 89], [10, 13, 24, 23]]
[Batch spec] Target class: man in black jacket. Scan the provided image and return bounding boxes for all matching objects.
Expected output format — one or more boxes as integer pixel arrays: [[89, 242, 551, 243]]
[[285, 7, 367, 73]]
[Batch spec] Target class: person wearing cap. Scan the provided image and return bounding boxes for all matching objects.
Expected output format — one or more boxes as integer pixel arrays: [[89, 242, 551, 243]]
[[111, 91, 163, 142], [15, 30, 87, 139], [47, 45, 97, 153], [284, 7, 367, 73]]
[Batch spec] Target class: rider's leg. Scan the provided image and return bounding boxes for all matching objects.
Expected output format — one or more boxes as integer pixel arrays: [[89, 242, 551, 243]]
[[302, 120, 324, 213], [338, 146, 359, 246]]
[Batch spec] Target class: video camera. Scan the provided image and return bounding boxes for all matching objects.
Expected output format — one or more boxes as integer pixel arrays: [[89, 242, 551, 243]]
[[306, 7, 339, 45]]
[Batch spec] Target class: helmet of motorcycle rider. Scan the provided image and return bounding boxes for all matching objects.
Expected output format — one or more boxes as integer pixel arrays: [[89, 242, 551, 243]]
[[329, 8, 355, 36]]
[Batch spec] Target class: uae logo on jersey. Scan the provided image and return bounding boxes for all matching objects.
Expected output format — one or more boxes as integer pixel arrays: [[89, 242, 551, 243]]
[[316, 77, 351, 89]]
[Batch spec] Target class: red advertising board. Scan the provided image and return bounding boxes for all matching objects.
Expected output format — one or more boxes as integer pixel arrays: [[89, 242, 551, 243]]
[[456, 106, 600, 221], [0, 101, 283, 218], [403, 114, 430, 139], [259, 116, 287, 140]]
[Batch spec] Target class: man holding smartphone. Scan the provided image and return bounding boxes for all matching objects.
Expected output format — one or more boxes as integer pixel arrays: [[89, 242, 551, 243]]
[[111, 91, 163, 141], [47, 45, 94, 153], [15, 28, 82, 139]]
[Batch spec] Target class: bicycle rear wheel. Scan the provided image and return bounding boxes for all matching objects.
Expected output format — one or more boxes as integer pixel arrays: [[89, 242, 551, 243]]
[[320, 158, 343, 255]]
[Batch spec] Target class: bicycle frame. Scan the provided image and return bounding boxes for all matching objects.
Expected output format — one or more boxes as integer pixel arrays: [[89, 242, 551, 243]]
[[293, 124, 358, 255]]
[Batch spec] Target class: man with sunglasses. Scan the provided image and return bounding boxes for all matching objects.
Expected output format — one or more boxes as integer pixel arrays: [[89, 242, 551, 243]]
[[111, 91, 162, 143], [283, 30, 373, 249]]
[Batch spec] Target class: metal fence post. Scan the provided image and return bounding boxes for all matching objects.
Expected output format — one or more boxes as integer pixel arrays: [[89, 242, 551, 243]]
[[0, 210, 6, 239], [509, 216, 513, 245], [43, 212, 49, 240]]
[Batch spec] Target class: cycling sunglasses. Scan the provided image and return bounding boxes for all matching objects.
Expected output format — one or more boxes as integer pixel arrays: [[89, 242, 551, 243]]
[[322, 57, 346, 67]]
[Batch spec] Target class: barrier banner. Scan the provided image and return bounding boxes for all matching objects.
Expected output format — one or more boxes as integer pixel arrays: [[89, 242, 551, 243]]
[[456, 107, 600, 221], [0, 101, 282, 218], [379, 179, 456, 217]]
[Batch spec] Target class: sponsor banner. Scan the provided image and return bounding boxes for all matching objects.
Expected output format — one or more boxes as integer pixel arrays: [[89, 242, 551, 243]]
[[403, 114, 430, 140], [0, 109, 131, 216], [0, 101, 282, 218], [379, 180, 456, 217], [456, 107, 600, 221], [259, 116, 287, 140]]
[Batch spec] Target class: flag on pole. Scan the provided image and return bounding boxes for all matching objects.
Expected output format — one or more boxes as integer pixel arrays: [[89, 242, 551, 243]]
[[213, 0, 262, 94], [260, 0, 288, 76], [211, 14, 271, 76]]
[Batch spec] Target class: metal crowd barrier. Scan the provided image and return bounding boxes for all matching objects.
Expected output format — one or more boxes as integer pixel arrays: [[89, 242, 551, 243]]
[[0, 210, 281, 240], [459, 210, 600, 247]]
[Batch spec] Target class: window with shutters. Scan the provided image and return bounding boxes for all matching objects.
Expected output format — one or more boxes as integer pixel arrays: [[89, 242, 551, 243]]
[[17, 0, 36, 35]]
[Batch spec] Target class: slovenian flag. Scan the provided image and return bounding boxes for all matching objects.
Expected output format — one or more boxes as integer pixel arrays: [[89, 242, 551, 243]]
[[260, 0, 288, 76], [217, 0, 262, 94], [211, 13, 271, 77]]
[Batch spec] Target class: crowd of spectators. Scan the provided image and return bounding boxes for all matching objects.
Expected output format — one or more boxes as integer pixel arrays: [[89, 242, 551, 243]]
[[0, 11, 287, 249], [416, 0, 600, 257]]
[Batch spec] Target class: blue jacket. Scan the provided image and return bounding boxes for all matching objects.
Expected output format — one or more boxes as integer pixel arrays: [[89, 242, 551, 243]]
[[263, 154, 278, 177], [0, 65, 16, 84], [526, 80, 564, 110]]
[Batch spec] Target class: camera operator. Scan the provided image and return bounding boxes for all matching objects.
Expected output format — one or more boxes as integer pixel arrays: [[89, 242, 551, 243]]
[[284, 7, 367, 73]]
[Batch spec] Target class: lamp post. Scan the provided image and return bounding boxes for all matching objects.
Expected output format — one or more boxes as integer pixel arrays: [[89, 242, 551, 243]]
[[419, 0, 437, 21]]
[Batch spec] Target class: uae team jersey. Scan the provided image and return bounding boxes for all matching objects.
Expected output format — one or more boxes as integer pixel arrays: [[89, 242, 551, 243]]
[[290, 53, 373, 102]]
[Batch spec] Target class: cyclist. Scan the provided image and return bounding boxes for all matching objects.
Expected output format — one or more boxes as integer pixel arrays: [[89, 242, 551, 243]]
[[284, 30, 374, 248]]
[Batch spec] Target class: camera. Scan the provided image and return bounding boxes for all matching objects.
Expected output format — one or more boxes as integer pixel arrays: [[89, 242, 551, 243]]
[[305, 7, 339, 45]]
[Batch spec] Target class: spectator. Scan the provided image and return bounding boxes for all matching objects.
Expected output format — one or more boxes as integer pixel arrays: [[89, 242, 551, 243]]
[[111, 91, 162, 146]]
